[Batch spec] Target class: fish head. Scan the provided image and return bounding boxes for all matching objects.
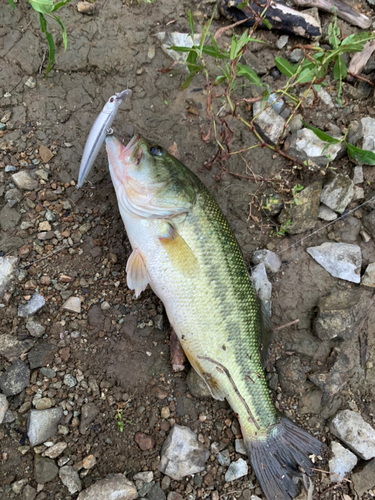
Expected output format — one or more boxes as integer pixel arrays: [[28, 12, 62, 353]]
[[106, 135, 198, 220]]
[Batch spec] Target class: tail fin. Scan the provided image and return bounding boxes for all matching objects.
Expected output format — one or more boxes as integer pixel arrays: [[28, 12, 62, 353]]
[[245, 417, 322, 500]]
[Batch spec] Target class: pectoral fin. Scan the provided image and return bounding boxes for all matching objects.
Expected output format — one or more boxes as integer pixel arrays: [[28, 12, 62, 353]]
[[159, 223, 197, 274], [126, 249, 149, 298]]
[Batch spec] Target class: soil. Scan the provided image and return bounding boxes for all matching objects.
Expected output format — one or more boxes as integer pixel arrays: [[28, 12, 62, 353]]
[[1, 0, 375, 499]]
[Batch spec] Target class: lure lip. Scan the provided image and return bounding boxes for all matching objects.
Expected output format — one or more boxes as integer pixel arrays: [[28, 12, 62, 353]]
[[115, 89, 132, 101]]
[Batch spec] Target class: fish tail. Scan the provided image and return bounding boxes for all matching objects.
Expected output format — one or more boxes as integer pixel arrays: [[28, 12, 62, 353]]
[[244, 417, 322, 500]]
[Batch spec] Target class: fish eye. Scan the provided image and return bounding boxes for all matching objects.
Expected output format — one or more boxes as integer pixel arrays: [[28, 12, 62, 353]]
[[149, 145, 163, 156], [109, 97, 115, 103]]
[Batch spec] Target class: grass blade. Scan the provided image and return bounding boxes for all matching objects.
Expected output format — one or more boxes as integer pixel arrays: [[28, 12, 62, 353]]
[[51, 15, 67, 50], [303, 122, 341, 144], [29, 0, 54, 14], [345, 142, 375, 165], [8, 0, 15, 9]]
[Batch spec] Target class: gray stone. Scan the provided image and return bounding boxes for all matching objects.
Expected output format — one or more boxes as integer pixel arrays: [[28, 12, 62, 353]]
[[243, 51, 267, 76], [23, 485, 37, 500], [80, 403, 99, 434], [362, 262, 375, 287], [0, 256, 18, 297], [361, 116, 375, 153], [217, 449, 231, 466], [276, 35, 288, 49], [186, 369, 211, 398], [315, 289, 370, 341], [338, 216, 361, 243], [0, 360, 30, 396], [306, 242, 361, 283], [0, 393, 9, 424], [18, 293, 46, 317], [159, 424, 209, 480], [352, 458, 375, 497], [330, 410, 375, 460], [309, 346, 355, 396], [0, 204, 21, 231], [59, 465, 82, 494], [318, 204, 337, 221], [288, 113, 303, 133], [34, 454, 58, 483], [133, 471, 153, 483], [347, 120, 363, 146], [28, 343, 58, 370], [235, 439, 247, 455], [0, 334, 34, 362], [318, 89, 334, 109], [300, 389, 323, 415], [278, 181, 322, 234], [3, 408, 15, 423], [148, 483, 166, 500], [62, 296, 82, 313], [224, 458, 249, 481], [11, 171, 39, 191], [353, 186, 364, 201], [363, 210, 375, 239], [276, 356, 305, 397], [11, 479, 28, 494], [27, 408, 63, 446], [267, 93, 284, 114], [40, 367, 56, 379], [64, 374, 77, 387], [5, 188, 22, 206], [253, 101, 285, 144], [77, 475, 137, 500], [289, 48, 303, 63], [251, 263, 271, 316], [320, 175, 354, 214], [285, 129, 344, 166], [329, 441, 357, 483], [26, 320, 46, 338], [252, 249, 281, 274], [156, 32, 204, 64], [44, 442, 67, 458], [353, 166, 364, 184]]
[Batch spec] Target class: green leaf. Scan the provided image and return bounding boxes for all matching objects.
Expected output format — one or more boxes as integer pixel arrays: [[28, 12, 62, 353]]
[[29, 0, 54, 14], [237, 63, 262, 86], [237, 0, 249, 8], [261, 88, 270, 111], [52, 0, 71, 11], [345, 142, 375, 165], [186, 49, 198, 71], [51, 15, 67, 50], [214, 75, 227, 85], [230, 36, 238, 61], [188, 10, 194, 38], [202, 45, 219, 58], [169, 45, 194, 53], [38, 13, 55, 76], [274, 57, 295, 77], [181, 71, 196, 90], [199, 18, 211, 53], [341, 32, 375, 46], [262, 18, 272, 30], [8, 0, 15, 9], [303, 122, 341, 144], [333, 56, 347, 80]]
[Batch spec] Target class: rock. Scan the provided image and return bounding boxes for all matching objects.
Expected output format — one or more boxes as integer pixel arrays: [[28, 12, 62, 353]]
[[288, 113, 303, 133], [276, 356, 306, 397], [63, 374, 77, 387], [134, 432, 155, 451], [25, 76, 36, 89], [0, 334, 34, 362], [148, 483, 166, 500], [11, 478, 28, 494], [353, 166, 363, 184], [80, 403, 99, 434], [38, 145, 53, 163], [253, 101, 285, 144], [315, 289, 370, 340], [59, 465, 82, 494], [0, 360, 30, 396], [235, 439, 247, 455], [186, 369, 211, 398], [34, 397, 54, 410], [267, 93, 284, 114], [285, 128, 344, 166], [344, 82, 372, 100], [318, 89, 334, 109], [289, 49, 304, 63], [353, 186, 364, 201], [11, 171, 38, 191], [40, 367, 56, 379], [363, 210, 375, 239], [243, 51, 268, 76], [362, 262, 375, 287], [260, 188, 284, 216], [361, 116, 375, 153], [82, 454, 96, 469], [62, 296, 82, 313], [0, 204, 21, 231], [22, 485, 36, 500], [18, 293, 46, 317], [300, 389, 323, 414], [77, 1, 96, 14], [0, 256, 18, 297], [159, 424, 209, 480], [133, 471, 153, 482], [4, 187, 22, 207], [309, 346, 355, 396], [252, 249, 281, 274], [338, 216, 361, 243], [28, 343, 58, 370], [217, 449, 231, 466], [27, 408, 63, 446], [3, 408, 15, 423], [77, 474, 137, 500], [320, 175, 354, 214], [224, 458, 249, 481], [276, 35, 288, 49], [251, 263, 272, 316], [44, 442, 67, 458], [157, 32, 204, 64], [329, 441, 357, 483], [26, 320, 46, 338], [278, 181, 322, 234], [34, 455, 58, 484], [351, 458, 375, 497], [306, 242, 361, 283], [318, 204, 337, 221], [330, 410, 375, 459], [0, 393, 9, 424]]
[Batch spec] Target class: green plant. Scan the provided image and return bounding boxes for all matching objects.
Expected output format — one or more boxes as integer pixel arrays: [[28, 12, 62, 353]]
[[291, 184, 304, 205], [8, 0, 71, 77], [116, 410, 124, 432], [271, 219, 291, 237]]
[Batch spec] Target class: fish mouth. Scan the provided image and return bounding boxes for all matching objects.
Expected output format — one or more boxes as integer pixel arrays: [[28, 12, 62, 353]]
[[123, 134, 141, 154]]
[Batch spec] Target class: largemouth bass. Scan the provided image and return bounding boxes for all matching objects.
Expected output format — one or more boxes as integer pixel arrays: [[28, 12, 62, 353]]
[[106, 134, 322, 500]]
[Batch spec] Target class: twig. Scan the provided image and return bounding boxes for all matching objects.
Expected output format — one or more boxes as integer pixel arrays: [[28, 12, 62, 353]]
[[274, 319, 299, 331], [347, 72, 375, 87], [222, 167, 281, 183], [39, 47, 48, 74]]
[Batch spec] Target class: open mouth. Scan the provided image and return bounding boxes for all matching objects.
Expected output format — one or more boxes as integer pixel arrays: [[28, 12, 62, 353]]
[[123, 134, 141, 153]]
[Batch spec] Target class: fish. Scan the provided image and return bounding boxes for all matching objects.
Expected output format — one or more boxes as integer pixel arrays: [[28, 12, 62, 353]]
[[105, 133, 322, 500], [77, 89, 132, 189]]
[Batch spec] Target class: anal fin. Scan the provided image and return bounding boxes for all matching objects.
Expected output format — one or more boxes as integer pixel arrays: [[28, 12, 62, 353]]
[[126, 248, 149, 298]]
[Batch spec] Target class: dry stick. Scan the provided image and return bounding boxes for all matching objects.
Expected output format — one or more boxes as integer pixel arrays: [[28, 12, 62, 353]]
[[274, 319, 299, 331], [293, 0, 371, 29], [347, 72, 375, 86], [347, 39, 375, 76]]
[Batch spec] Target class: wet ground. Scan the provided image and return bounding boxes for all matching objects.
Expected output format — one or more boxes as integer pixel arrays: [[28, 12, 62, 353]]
[[1, 0, 375, 499]]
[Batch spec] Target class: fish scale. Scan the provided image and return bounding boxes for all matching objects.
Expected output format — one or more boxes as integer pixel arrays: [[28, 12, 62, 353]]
[[105, 134, 323, 500]]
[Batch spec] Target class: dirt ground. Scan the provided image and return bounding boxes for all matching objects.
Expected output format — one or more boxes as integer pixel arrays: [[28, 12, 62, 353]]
[[1, 0, 375, 499]]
